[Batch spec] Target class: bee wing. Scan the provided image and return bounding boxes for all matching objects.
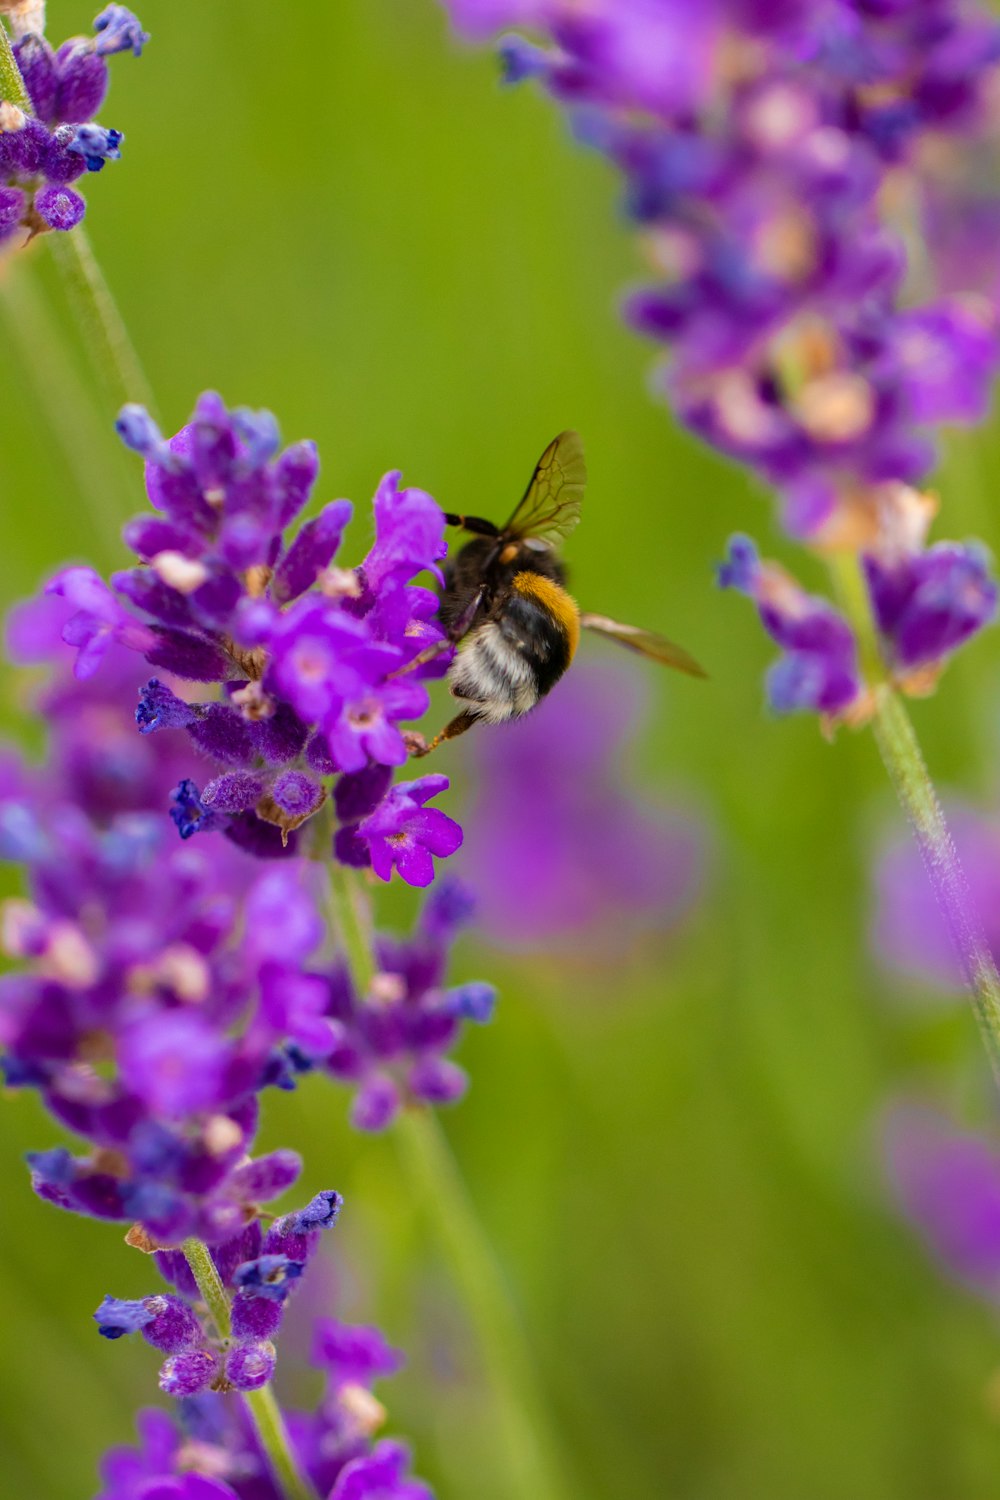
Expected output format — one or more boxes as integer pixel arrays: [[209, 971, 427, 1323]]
[[501, 430, 586, 545], [580, 612, 708, 678]]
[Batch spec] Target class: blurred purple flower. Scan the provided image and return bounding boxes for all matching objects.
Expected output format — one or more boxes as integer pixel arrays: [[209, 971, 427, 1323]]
[[719, 536, 861, 717], [872, 805, 1000, 991], [883, 1101, 1000, 1299], [441, 0, 1000, 706], [277, 878, 495, 1132], [460, 661, 704, 952], [864, 542, 997, 672], [442, 0, 1000, 530]]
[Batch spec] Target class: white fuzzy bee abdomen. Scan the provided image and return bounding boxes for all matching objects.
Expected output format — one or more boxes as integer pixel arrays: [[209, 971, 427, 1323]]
[[447, 623, 540, 724]]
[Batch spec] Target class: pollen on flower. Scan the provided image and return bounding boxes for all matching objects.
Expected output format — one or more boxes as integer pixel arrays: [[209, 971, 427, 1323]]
[[202, 1116, 245, 1156], [150, 551, 210, 594], [742, 81, 818, 149], [370, 971, 406, 1005], [43, 922, 101, 988], [339, 1380, 388, 1436], [0, 897, 44, 957], [320, 566, 363, 599], [150, 944, 211, 1004], [793, 373, 876, 444], [713, 373, 784, 447]]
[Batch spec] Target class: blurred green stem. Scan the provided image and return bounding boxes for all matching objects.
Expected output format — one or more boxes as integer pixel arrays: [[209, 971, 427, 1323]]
[[395, 1106, 572, 1500], [830, 551, 1000, 1083], [327, 860, 375, 992], [181, 1239, 316, 1500], [326, 864, 573, 1500], [46, 226, 157, 418], [0, 20, 30, 110], [0, 261, 129, 551]]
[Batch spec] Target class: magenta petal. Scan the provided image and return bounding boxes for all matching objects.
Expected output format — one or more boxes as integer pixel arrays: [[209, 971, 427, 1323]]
[[365, 716, 408, 767], [409, 807, 463, 858], [368, 838, 395, 883], [394, 842, 435, 887]]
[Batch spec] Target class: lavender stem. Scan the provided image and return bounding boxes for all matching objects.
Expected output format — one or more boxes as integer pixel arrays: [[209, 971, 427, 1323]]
[[0, 18, 30, 110], [46, 224, 157, 418], [243, 1388, 315, 1500], [327, 860, 375, 994], [394, 1106, 573, 1500], [831, 551, 1000, 1082], [327, 865, 573, 1500], [181, 1239, 317, 1500], [0, 262, 132, 548]]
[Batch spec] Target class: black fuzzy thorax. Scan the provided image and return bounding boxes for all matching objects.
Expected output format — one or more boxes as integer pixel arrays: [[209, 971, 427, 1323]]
[[441, 537, 572, 701], [440, 536, 568, 626]]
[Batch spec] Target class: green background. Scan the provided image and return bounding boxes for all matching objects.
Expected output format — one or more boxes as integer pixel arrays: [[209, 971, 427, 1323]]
[[4, 3, 1000, 1496]]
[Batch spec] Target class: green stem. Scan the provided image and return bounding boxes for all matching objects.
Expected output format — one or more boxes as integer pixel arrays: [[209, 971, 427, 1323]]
[[0, 262, 131, 552], [181, 1237, 232, 1338], [325, 864, 573, 1500], [830, 551, 1000, 1083], [244, 1388, 315, 1500], [395, 1107, 573, 1500], [46, 226, 157, 418], [0, 19, 30, 110], [181, 1240, 316, 1500], [327, 860, 376, 994]]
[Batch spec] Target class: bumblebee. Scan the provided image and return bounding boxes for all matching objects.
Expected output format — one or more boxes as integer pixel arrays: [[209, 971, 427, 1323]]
[[404, 431, 705, 756]]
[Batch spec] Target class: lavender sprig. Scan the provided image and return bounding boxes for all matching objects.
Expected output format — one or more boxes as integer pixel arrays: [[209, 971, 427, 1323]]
[[179, 1236, 313, 1500], [439, 0, 1000, 1080], [0, 7, 155, 446], [831, 550, 1000, 1082], [1, 409, 552, 1494], [96, 1227, 433, 1499]]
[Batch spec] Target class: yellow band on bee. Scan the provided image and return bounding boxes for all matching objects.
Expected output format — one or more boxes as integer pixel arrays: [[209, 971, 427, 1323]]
[[511, 571, 581, 661]]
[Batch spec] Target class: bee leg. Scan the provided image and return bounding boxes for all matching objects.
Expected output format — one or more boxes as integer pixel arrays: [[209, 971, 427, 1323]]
[[391, 637, 454, 679], [443, 513, 501, 537], [389, 585, 487, 680], [404, 710, 479, 758]]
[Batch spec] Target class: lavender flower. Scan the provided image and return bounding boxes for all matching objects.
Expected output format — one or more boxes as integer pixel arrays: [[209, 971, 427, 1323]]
[[279, 878, 496, 1132], [95, 1312, 431, 1498], [3, 808, 330, 1240], [718, 536, 861, 718], [35, 391, 461, 885], [446, 1, 1000, 521], [94, 1191, 342, 1395], [0, 6, 146, 243], [0, 607, 490, 1252], [463, 661, 705, 952], [350, 775, 463, 889], [0, 632, 348, 1238], [719, 515, 996, 720], [442, 1, 1000, 702]]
